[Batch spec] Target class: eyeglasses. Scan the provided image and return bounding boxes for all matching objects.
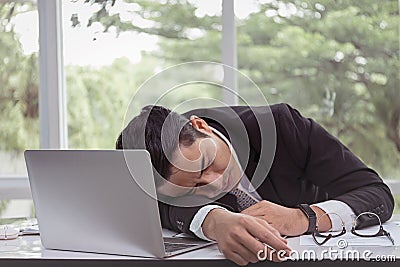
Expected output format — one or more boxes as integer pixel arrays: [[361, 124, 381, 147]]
[[312, 211, 394, 246]]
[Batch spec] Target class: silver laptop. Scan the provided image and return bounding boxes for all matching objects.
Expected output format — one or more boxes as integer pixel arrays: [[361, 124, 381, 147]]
[[24, 149, 213, 258]]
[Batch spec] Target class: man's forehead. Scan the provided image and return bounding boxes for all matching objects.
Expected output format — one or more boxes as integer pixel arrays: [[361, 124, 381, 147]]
[[169, 159, 201, 176], [165, 159, 199, 190], [176, 141, 202, 161], [169, 141, 203, 171]]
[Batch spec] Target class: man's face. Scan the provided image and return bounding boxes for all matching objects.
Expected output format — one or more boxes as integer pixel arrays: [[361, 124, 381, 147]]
[[157, 116, 242, 198]]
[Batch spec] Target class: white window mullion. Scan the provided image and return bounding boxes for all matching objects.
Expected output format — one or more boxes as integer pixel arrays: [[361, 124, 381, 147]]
[[38, 0, 67, 149], [221, 0, 238, 105]]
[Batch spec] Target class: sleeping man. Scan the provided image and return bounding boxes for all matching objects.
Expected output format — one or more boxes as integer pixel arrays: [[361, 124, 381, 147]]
[[116, 103, 394, 265]]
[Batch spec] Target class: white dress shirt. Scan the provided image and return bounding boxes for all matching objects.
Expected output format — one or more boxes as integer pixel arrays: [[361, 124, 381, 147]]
[[189, 127, 356, 241]]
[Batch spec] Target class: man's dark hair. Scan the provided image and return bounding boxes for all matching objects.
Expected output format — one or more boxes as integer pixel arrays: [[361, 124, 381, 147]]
[[116, 105, 208, 186]]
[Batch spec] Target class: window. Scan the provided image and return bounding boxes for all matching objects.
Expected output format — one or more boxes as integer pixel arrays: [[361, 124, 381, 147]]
[[62, 0, 224, 149], [234, 0, 400, 183], [0, 2, 39, 176], [235, 0, 400, 212], [0, 1, 39, 218]]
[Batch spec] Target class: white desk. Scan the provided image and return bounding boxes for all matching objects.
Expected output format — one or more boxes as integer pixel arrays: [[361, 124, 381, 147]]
[[1, 220, 400, 266], [0, 229, 225, 260]]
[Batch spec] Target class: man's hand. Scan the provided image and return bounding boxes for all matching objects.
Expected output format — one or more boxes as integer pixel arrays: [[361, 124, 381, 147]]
[[241, 200, 332, 236], [202, 208, 291, 265]]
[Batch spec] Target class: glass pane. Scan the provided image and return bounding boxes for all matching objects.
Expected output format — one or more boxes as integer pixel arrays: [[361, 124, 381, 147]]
[[63, 0, 223, 149], [0, 199, 34, 219], [0, 2, 39, 175], [0, 1, 38, 219], [235, 0, 400, 181]]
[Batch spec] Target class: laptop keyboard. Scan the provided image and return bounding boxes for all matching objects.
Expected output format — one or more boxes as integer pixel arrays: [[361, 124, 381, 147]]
[[164, 242, 198, 253], [163, 238, 199, 253]]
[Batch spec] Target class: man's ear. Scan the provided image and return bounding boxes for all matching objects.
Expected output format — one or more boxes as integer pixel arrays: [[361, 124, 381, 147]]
[[189, 115, 213, 134]]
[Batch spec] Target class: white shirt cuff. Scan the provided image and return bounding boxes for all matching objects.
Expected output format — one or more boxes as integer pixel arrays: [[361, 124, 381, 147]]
[[189, 205, 228, 241], [312, 200, 356, 231]]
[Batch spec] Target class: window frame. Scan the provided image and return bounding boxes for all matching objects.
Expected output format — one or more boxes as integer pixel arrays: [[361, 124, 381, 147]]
[[1, 0, 399, 201], [0, 0, 66, 200], [0, 0, 238, 199]]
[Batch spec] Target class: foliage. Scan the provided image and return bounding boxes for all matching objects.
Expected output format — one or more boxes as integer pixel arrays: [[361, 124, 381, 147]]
[[73, 0, 400, 179], [0, 2, 39, 153], [66, 57, 157, 148], [0, 200, 9, 217]]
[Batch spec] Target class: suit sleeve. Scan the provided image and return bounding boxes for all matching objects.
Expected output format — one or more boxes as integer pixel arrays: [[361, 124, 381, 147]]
[[277, 103, 394, 228], [157, 194, 238, 235], [157, 201, 202, 235]]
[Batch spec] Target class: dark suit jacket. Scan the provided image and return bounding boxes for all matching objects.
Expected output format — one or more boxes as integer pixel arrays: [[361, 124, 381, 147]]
[[158, 103, 394, 235]]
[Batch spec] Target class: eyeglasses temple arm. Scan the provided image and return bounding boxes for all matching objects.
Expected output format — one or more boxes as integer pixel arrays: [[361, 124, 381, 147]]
[[384, 231, 395, 246]]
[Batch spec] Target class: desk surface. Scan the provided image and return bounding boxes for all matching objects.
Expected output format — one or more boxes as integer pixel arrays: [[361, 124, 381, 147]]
[[1, 219, 400, 266]]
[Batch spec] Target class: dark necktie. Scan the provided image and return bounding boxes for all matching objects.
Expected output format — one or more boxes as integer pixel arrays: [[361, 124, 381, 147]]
[[230, 187, 258, 212]]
